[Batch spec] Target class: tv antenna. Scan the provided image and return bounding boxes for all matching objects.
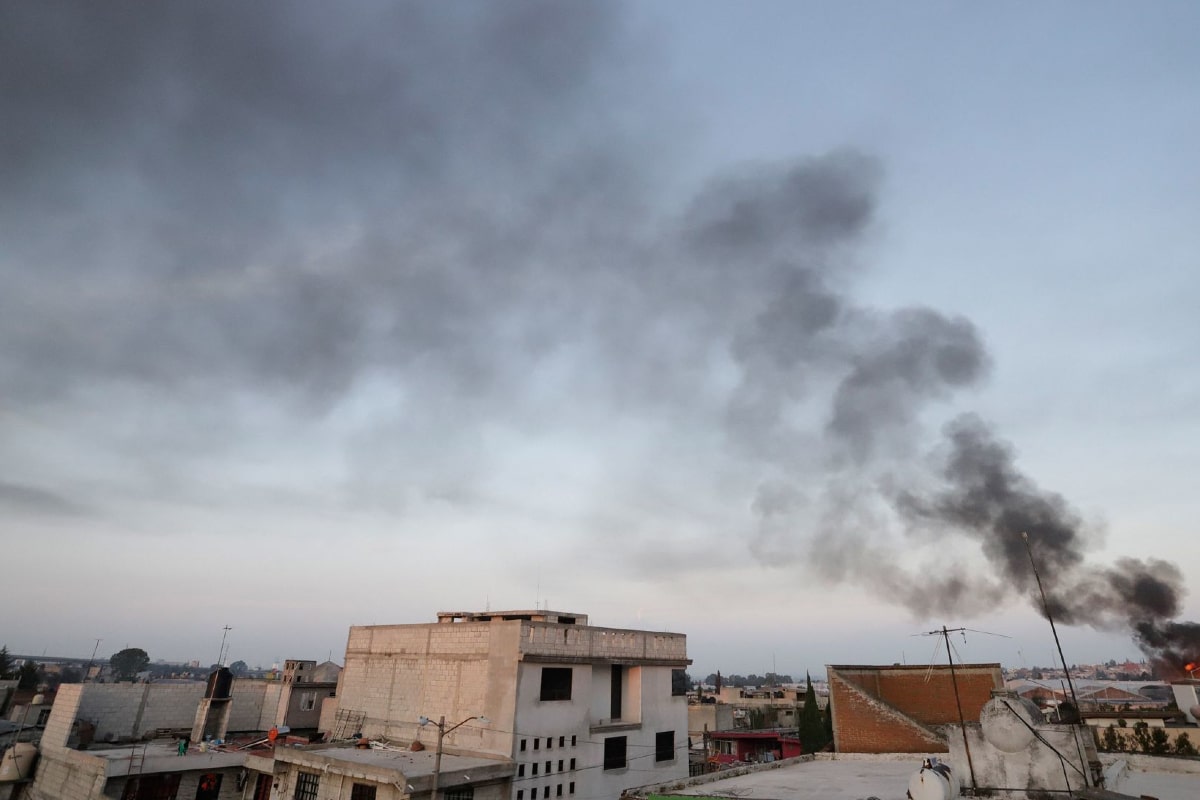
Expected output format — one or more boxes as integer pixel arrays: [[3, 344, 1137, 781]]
[[913, 624, 1008, 793]]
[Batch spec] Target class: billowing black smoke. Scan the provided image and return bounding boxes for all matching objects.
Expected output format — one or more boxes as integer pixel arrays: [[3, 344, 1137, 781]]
[[895, 415, 1199, 672]]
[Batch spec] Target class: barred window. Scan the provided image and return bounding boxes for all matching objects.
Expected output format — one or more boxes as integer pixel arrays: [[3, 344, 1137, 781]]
[[350, 785, 377, 800], [294, 773, 319, 800], [444, 787, 474, 800]]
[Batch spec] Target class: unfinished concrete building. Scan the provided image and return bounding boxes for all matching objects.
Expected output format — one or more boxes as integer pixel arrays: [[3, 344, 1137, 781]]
[[306, 610, 691, 800]]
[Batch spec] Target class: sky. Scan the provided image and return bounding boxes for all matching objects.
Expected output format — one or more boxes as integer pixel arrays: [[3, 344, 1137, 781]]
[[2, 1, 1198, 678]]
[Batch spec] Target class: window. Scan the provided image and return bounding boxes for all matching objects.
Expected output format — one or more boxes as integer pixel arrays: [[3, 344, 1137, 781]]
[[603, 736, 627, 771], [300, 692, 316, 711], [656, 731, 674, 762], [569, 758, 576, 771], [294, 772, 319, 800], [122, 774, 182, 800], [571, 736, 577, 747], [531, 790, 538, 800], [547, 737, 553, 749], [540, 668, 573, 701], [569, 784, 575, 795], [671, 669, 689, 697], [534, 739, 540, 751], [610, 665, 623, 718], [253, 775, 273, 800], [518, 765, 526, 778], [557, 760, 563, 772], [195, 774, 222, 800], [556, 786, 563, 797], [350, 785, 377, 800], [532, 764, 539, 776], [521, 739, 527, 752], [444, 787, 474, 800], [517, 792, 524, 800], [545, 761, 551, 774], [559, 736, 565, 748]]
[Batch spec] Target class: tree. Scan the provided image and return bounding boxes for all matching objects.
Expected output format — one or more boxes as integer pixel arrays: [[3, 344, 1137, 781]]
[[1132, 721, 1152, 754], [1149, 727, 1171, 755], [17, 661, 40, 691], [1100, 725, 1124, 752], [229, 660, 249, 677], [110, 648, 150, 680], [823, 695, 834, 748], [797, 673, 830, 754], [1174, 731, 1197, 757], [0, 646, 13, 679]]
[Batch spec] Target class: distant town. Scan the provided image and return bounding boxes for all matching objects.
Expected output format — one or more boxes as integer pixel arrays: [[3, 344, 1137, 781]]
[[2, 611, 1198, 800]]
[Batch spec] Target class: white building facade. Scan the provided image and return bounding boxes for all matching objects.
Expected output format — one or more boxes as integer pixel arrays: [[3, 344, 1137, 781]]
[[324, 610, 691, 800]]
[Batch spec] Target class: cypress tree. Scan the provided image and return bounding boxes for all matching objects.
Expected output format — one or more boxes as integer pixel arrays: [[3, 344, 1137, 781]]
[[797, 672, 829, 753]]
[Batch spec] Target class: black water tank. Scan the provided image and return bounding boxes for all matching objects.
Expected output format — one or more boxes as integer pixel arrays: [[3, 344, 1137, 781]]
[[205, 667, 234, 699]]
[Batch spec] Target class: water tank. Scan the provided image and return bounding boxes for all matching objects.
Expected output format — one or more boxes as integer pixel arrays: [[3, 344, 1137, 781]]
[[205, 667, 234, 699], [981, 692, 1041, 753], [0, 744, 38, 782], [908, 758, 958, 800]]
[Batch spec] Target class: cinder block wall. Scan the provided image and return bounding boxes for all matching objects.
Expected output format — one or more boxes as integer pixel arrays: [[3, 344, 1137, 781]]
[[829, 665, 1002, 754], [21, 747, 108, 800], [226, 679, 272, 732]]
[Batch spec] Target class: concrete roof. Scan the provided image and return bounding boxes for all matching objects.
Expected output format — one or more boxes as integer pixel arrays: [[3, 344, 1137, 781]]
[[671, 755, 919, 800], [277, 744, 512, 782], [89, 741, 249, 778]]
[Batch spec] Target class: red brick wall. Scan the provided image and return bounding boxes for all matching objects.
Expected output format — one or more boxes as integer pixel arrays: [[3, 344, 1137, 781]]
[[829, 665, 1002, 754]]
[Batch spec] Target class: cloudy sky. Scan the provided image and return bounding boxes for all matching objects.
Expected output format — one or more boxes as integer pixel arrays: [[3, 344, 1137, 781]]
[[3, 1, 1198, 677]]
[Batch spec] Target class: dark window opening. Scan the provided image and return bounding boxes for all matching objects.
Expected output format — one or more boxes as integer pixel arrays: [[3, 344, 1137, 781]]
[[656, 730, 674, 762], [534, 739, 540, 750], [444, 787, 474, 800], [532, 764, 539, 776], [610, 665, 623, 719], [545, 761, 551, 773], [569, 784, 575, 795], [569, 758, 576, 771], [253, 775, 272, 800], [603, 736, 627, 771], [671, 669, 689, 697], [195, 773, 222, 800], [350, 785, 377, 800], [517, 792, 524, 800], [540, 668, 573, 701], [559, 736, 565, 747], [571, 736, 577, 747], [557, 760, 563, 771], [521, 739, 527, 752], [518, 765, 525, 778], [547, 737, 553, 749], [122, 774, 182, 800], [556, 786, 563, 797]]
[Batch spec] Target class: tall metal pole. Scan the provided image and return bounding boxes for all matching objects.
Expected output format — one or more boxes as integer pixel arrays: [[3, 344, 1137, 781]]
[[431, 715, 445, 800], [217, 626, 232, 668], [942, 626, 978, 793], [84, 638, 102, 682], [1022, 532, 1091, 788]]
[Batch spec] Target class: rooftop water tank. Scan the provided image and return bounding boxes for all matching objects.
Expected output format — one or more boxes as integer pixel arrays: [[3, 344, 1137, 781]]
[[0, 744, 38, 782], [980, 691, 1042, 753], [908, 758, 958, 800]]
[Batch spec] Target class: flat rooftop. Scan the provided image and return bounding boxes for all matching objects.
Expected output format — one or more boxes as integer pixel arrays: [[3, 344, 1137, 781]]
[[671, 755, 919, 800], [89, 741, 250, 778], [437, 610, 589, 625], [279, 744, 510, 779]]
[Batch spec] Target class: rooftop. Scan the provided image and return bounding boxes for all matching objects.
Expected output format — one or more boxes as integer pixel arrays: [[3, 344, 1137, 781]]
[[88, 741, 250, 778], [437, 610, 589, 625], [275, 743, 512, 785]]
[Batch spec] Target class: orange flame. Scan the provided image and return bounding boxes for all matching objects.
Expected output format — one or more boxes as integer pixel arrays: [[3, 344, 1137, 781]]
[[1187, 662, 1197, 672]]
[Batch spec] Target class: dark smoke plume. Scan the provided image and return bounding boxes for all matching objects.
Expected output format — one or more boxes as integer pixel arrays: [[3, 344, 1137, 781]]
[[893, 415, 1199, 672]]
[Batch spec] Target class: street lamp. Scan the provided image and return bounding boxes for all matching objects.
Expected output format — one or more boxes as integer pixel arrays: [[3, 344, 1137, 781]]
[[418, 714, 490, 800]]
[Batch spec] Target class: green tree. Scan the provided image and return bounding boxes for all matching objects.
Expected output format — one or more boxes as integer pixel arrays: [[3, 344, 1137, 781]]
[[823, 696, 834, 749], [1174, 731, 1197, 756], [797, 673, 830, 754], [0, 646, 13, 679], [1149, 727, 1171, 755], [1100, 725, 1124, 752], [109, 648, 150, 680], [229, 660, 249, 677], [1132, 721, 1152, 754], [17, 661, 40, 691]]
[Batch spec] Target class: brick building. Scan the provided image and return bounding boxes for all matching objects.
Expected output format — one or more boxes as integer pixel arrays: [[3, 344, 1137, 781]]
[[827, 664, 1003, 754], [298, 609, 691, 800]]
